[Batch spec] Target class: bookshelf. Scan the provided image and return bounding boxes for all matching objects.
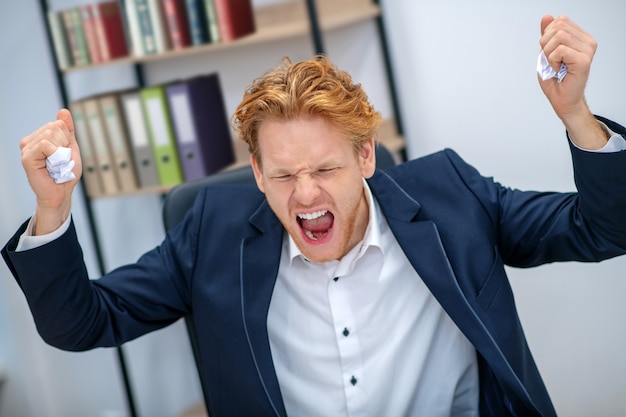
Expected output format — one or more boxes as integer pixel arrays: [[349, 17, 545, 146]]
[[60, 1, 383, 71], [38, 1, 405, 416], [56, 0, 406, 200]]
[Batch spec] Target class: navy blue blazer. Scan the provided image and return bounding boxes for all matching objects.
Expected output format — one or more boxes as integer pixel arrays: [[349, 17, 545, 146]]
[[4, 117, 626, 417]]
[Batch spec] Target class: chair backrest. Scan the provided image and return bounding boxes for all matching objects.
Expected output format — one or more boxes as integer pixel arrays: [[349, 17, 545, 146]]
[[160, 143, 397, 408], [162, 143, 398, 231]]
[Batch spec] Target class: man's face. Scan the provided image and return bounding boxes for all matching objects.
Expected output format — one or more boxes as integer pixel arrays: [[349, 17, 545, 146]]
[[251, 116, 376, 263]]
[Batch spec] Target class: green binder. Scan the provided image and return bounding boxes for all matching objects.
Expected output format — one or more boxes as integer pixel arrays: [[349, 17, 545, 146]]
[[140, 85, 184, 186]]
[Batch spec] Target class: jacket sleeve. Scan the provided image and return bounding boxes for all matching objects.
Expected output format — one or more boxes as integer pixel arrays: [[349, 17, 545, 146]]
[[446, 116, 626, 267], [569, 116, 626, 249], [1, 205, 201, 350]]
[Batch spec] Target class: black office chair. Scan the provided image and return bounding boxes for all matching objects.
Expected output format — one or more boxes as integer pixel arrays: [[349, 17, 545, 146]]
[[161, 143, 398, 410]]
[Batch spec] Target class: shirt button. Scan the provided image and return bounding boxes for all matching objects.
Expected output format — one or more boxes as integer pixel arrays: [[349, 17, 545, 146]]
[[342, 328, 350, 337], [350, 375, 358, 386]]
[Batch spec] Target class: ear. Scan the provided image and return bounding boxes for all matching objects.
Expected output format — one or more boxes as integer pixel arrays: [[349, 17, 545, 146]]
[[250, 153, 265, 193], [359, 137, 376, 178]]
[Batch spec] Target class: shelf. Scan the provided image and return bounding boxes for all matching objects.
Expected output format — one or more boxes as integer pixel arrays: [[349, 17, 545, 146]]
[[61, 0, 380, 74], [70, 0, 405, 201]]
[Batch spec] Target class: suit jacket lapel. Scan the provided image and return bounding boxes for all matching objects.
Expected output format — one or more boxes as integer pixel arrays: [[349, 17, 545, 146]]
[[239, 201, 287, 417], [367, 170, 494, 355], [368, 169, 538, 411]]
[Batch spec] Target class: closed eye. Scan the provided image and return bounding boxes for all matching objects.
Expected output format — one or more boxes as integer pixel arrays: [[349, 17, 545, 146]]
[[317, 167, 339, 176], [271, 174, 293, 182]]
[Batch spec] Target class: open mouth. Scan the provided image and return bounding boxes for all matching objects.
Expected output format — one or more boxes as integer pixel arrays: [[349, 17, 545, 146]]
[[297, 210, 334, 241]]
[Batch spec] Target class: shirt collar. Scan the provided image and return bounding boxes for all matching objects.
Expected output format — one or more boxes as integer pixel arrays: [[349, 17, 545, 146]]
[[287, 178, 384, 266]]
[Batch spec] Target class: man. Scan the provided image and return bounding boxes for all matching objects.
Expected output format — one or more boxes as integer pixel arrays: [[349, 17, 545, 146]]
[[3, 14, 626, 417]]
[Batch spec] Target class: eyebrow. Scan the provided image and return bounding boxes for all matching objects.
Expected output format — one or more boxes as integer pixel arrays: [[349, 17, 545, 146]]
[[267, 159, 344, 176]]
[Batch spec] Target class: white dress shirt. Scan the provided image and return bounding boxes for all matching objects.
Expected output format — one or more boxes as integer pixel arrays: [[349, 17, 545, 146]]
[[267, 181, 479, 417]]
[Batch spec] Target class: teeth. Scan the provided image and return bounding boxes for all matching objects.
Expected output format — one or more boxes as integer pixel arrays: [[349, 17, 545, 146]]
[[298, 210, 327, 220]]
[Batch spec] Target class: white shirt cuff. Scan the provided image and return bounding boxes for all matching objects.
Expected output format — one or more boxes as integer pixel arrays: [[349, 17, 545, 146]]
[[16, 214, 72, 252], [572, 122, 626, 153], [598, 134, 626, 153]]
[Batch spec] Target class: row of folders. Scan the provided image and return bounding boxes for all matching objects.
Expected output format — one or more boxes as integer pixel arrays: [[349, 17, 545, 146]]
[[48, 0, 255, 69], [71, 72, 236, 198]]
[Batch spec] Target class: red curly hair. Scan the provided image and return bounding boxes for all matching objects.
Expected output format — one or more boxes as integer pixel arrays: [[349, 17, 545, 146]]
[[232, 55, 382, 164]]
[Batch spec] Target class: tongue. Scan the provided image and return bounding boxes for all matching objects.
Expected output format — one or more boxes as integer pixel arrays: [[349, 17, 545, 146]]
[[301, 212, 334, 234]]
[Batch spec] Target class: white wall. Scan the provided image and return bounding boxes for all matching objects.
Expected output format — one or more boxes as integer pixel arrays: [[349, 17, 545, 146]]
[[382, 1, 626, 416]]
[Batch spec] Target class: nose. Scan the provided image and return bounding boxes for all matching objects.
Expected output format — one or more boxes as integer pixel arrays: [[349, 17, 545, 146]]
[[293, 175, 321, 206]]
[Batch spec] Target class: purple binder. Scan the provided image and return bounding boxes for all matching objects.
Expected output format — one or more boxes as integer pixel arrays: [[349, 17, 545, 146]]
[[166, 73, 235, 181]]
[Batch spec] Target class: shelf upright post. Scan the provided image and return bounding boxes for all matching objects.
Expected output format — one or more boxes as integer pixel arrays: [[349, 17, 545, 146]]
[[372, 0, 405, 139], [37, 1, 139, 417], [305, 0, 325, 54]]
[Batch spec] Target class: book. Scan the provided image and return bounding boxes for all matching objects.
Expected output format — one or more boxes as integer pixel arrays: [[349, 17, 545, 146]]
[[47, 10, 73, 70], [123, 0, 146, 56], [119, 90, 161, 188], [161, 0, 191, 50], [185, 0, 208, 45], [69, 101, 103, 197], [80, 5, 102, 64], [140, 85, 184, 186], [91, 1, 129, 61], [134, 0, 157, 54], [213, 0, 255, 42], [61, 8, 90, 66], [82, 97, 121, 194], [202, 0, 220, 43], [98, 93, 139, 192], [147, 0, 171, 52], [165, 73, 235, 181], [70, 7, 92, 65]]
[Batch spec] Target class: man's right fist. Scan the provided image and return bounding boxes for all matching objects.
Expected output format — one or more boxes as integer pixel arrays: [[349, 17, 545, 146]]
[[20, 109, 82, 235]]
